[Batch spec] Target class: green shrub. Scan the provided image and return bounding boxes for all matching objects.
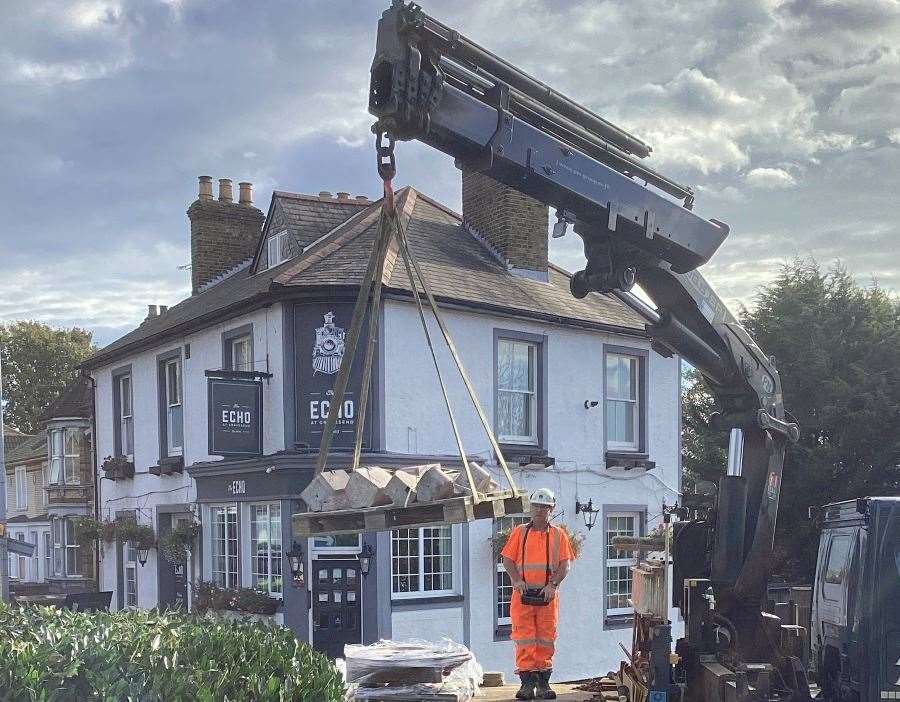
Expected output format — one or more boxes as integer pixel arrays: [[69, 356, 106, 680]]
[[0, 603, 344, 701], [193, 581, 279, 615]]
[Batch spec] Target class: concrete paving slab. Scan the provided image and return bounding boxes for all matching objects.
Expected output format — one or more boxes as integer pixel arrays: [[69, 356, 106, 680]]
[[478, 683, 596, 701]]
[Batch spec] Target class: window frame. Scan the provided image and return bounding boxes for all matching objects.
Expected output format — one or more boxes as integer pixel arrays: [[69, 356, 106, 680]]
[[247, 502, 283, 599], [124, 541, 138, 609], [493, 329, 547, 452], [165, 359, 183, 456], [209, 503, 239, 589], [156, 349, 183, 460], [602, 507, 645, 626], [112, 367, 134, 460], [43, 531, 51, 580], [222, 324, 255, 372], [494, 514, 530, 629], [49, 428, 81, 486], [603, 346, 649, 454], [267, 230, 290, 268], [14, 466, 27, 509], [390, 525, 458, 600], [51, 517, 81, 578], [42, 466, 49, 506]]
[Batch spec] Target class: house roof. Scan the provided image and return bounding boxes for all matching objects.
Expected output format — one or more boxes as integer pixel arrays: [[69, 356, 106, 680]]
[[85, 187, 644, 369], [40, 377, 92, 422], [5, 430, 47, 466]]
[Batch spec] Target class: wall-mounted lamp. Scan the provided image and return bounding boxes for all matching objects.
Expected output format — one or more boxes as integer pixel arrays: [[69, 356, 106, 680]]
[[137, 546, 151, 567], [575, 498, 600, 530], [358, 543, 375, 578], [583, 400, 599, 409], [287, 544, 305, 586]]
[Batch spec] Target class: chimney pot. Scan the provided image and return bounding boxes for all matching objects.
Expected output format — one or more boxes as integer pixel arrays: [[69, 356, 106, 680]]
[[159, 305, 169, 314], [318, 191, 332, 199], [337, 191, 350, 200], [147, 304, 159, 319], [238, 182, 253, 207], [198, 176, 213, 201], [218, 178, 233, 203], [355, 195, 369, 201]]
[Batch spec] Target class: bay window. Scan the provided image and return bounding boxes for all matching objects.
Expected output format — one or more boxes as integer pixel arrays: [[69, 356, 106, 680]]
[[51, 517, 81, 577], [49, 428, 80, 485]]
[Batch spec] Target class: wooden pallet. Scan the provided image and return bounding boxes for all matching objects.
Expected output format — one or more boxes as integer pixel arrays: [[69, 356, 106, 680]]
[[293, 491, 530, 536]]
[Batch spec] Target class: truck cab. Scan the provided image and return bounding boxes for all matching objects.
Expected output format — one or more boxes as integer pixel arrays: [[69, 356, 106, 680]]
[[810, 497, 899, 702]]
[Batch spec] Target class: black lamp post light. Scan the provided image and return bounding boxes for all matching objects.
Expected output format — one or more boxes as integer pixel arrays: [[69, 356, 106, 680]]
[[358, 543, 375, 578], [137, 546, 151, 567], [575, 498, 600, 530]]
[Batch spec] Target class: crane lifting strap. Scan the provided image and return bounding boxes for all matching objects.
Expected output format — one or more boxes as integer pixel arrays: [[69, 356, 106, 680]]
[[313, 173, 518, 504]]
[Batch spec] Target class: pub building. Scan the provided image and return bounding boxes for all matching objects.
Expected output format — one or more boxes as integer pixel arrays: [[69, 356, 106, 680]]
[[84, 175, 682, 680]]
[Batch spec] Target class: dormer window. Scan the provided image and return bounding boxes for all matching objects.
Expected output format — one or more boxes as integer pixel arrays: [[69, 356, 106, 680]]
[[49, 428, 80, 485], [267, 230, 290, 268]]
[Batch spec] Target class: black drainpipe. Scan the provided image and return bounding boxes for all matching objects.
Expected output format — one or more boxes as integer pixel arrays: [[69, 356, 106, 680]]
[[81, 369, 101, 586]]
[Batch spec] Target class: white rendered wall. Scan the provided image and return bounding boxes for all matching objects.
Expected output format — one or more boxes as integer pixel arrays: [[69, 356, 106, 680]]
[[382, 299, 682, 681], [392, 606, 465, 644], [92, 304, 284, 607]]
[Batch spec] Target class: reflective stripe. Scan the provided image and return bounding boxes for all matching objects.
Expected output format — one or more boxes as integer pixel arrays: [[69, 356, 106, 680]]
[[522, 564, 551, 571], [512, 637, 556, 649]]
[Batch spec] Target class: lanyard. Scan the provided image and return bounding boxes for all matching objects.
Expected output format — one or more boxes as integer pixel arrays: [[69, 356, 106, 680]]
[[519, 522, 552, 586]]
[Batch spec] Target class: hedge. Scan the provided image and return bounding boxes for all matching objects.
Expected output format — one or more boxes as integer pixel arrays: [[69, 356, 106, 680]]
[[0, 603, 344, 701]]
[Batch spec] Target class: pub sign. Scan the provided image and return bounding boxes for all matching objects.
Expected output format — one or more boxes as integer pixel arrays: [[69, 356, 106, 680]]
[[295, 303, 374, 450], [208, 378, 263, 456]]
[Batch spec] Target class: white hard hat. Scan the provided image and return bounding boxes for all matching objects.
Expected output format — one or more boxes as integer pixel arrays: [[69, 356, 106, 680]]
[[530, 488, 556, 506]]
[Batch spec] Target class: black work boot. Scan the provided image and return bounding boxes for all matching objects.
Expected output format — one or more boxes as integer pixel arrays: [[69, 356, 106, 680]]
[[515, 671, 536, 700], [535, 670, 557, 699]]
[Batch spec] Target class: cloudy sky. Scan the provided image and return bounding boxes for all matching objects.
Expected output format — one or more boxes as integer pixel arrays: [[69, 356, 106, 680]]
[[1, 0, 898, 347]]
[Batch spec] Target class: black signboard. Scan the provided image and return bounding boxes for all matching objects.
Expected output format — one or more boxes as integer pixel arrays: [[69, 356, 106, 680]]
[[208, 378, 263, 456], [295, 303, 374, 450]]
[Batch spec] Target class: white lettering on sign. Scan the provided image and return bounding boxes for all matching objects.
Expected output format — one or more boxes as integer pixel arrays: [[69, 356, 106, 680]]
[[309, 400, 355, 421], [227, 480, 246, 495], [221, 410, 252, 425]]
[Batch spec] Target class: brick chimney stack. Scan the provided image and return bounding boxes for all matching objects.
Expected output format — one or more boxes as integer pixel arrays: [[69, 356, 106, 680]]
[[188, 175, 265, 294], [461, 168, 549, 277]]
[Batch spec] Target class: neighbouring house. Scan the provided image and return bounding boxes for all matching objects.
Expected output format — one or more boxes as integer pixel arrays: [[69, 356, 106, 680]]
[[83, 174, 682, 681], [3, 424, 30, 454], [4, 378, 97, 596]]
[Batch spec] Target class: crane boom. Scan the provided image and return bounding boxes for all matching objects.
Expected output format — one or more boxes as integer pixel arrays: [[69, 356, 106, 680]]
[[368, 3, 808, 700]]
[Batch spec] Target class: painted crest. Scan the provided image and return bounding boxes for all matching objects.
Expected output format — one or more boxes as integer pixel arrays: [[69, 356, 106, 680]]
[[312, 311, 345, 375]]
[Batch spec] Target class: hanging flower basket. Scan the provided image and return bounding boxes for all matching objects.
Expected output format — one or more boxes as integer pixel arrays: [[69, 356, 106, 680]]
[[100, 455, 134, 480], [115, 518, 156, 550], [490, 522, 585, 561], [159, 522, 201, 564]]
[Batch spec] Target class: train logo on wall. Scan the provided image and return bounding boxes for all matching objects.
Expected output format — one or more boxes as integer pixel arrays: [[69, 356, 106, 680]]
[[313, 311, 345, 375]]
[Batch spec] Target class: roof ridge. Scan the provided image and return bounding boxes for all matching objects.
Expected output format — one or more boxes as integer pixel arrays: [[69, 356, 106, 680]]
[[273, 191, 371, 206], [381, 188, 419, 284], [196, 257, 253, 293]]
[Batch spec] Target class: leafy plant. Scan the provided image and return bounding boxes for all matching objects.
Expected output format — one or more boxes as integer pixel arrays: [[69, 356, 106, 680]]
[[193, 582, 279, 616], [0, 602, 344, 700], [159, 522, 201, 564], [490, 521, 585, 561], [71, 517, 118, 546], [100, 454, 134, 479], [115, 518, 156, 550]]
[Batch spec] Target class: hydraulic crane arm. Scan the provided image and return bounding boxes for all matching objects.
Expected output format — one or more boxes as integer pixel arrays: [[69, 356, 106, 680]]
[[368, 4, 806, 697]]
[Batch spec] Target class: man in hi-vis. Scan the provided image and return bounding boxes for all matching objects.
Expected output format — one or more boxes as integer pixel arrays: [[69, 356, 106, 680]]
[[501, 488, 573, 700]]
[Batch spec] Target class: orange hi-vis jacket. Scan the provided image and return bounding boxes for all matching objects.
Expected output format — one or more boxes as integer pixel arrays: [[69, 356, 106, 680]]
[[500, 522, 573, 672]]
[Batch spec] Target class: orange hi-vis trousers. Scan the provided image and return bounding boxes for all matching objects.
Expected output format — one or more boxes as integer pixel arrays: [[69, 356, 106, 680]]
[[510, 589, 559, 672]]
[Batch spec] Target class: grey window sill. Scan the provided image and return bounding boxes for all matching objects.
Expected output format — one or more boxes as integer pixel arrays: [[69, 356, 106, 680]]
[[604, 614, 634, 630], [604, 452, 655, 470], [391, 594, 465, 608]]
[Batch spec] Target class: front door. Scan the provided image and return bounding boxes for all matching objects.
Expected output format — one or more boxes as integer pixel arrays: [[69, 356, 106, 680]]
[[312, 558, 362, 658], [157, 514, 190, 610]]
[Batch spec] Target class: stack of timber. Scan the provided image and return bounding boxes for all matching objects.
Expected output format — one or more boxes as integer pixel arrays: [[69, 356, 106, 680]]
[[296, 463, 528, 536]]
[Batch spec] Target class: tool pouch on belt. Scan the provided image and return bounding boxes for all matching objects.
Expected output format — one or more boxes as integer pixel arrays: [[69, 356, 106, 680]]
[[519, 523, 552, 607]]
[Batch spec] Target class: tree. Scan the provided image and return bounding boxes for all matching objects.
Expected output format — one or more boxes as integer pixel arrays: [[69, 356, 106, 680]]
[[683, 260, 900, 581], [0, 321, 95, 434]]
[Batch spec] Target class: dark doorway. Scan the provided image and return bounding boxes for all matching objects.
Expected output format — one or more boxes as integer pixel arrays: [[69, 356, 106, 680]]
[[312, 558, 362, 658], [157, 513, 190, 610]]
